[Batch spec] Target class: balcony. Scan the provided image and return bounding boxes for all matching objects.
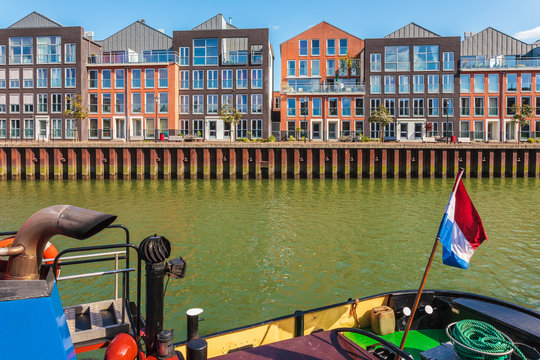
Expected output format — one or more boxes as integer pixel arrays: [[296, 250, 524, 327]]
[[461, 57, 540, 70], [88, 50, 179, 65], [282, 81, 365, 95], [221, 50, 264, 65]]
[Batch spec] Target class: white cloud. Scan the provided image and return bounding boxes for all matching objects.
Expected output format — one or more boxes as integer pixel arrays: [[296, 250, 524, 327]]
[[514, 26, 540, 43], [271, 25, 280, 30]]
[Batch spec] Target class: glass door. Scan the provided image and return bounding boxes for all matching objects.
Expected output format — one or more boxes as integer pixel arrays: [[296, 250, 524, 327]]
[[312, 123, 321, 139], [115, 118, 125, 139], [208, 121, 217, 138]]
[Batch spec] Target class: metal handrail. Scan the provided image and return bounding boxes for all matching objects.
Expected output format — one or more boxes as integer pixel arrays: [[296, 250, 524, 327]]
[[44, 250, 126, 263], [58, 267, 135, 281]]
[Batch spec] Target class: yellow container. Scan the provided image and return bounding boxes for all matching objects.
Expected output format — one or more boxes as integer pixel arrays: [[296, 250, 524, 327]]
[[370, 306, 395, 335]]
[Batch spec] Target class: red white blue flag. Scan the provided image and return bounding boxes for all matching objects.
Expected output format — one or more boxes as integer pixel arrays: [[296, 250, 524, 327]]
[[437, 170, 487, 269]]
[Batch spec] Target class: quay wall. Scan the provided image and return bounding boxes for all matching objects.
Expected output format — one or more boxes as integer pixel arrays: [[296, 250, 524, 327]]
[[0, 142, 539, 180]]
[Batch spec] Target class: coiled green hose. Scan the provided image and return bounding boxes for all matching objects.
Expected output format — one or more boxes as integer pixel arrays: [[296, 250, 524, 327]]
[[449, 320, 526, 360]]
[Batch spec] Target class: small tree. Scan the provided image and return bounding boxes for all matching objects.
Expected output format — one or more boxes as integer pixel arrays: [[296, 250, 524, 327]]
[[218, 104, 242, 142], [510, 103, 533, 143], [368, 105, 393, 142], [63, 94, 88, 141]]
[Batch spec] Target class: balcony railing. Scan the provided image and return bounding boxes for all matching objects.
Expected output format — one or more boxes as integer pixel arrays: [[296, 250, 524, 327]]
[[221, 50, 264, 65], [461, 57, 540, 70], [282, 82, 366, 94], [88, 50, 179, 65]]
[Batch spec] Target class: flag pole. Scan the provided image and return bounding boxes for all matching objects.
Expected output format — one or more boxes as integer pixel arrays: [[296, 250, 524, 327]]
[[399, 168, 465, 351]]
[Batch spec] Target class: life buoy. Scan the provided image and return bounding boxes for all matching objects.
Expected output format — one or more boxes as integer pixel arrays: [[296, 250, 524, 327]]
[[0, 237, 60, 274]]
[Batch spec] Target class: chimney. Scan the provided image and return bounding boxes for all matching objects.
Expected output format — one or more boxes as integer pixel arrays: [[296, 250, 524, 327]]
[[85, 31, 94, 40], [140, 19, 146, 24], [229, 17, 232, 25]]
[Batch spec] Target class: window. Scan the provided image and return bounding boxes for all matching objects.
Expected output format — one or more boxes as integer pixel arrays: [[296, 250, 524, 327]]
[[310, 60, 320, 76], [506, 97, 516, 116], [287, 60, 295, 76], [23, 93, 33, 113], [132, 69, 141, 88], [355, 121, 364, 136], [9, 37, 33, 64], [460, 75, 470, 93], [474, 74, 484, 93], [0, 94, 5, 113], [222, 69, 233, 88], [488, 74, 498, 93], [145, 93, 155, 113], [506, 74, 517, 92], [311, 40, 320, 56], [274, 96, 281, 110], [179, 95, 189, 114], [400, 123, 408, 138], [251, 119, 262, 139], [193, 38, 218, 65], [299, 60, 308, 76], [9, 69, 20, 88], [10, 94, 20, 113], [355, 98, 364, 116], [236, 69, 247, 88], [10, 119, 20, 138], [370, 98, 381, 115], [192, 119, 204, 138], [193, 95, 203, 114], [299, 40, 308, 56], [193, 70, 204, 89], [370, 53, 382, 72], [23, 69, 33, 88], [251, 69, 262, 88], [115, 69, 125, 89], [0, 69, 5, 88], [89, 70, 97, 89], [474, 97, 484, 116], [342, 98, 351, 116], [100, 118, 111, 138], [132, 93, 141, 113], [159, 93, 168, 113], [460, 97, 470, 116], [339, 39, 348, 55], [158, 68, 168, 88], [115, 93, 124, 113], [385, 46, 409, 71], [521, 73, 532, 92], [442, 98, 454, 116], [537, 74, 540, 92], [428, 75, 439, 93], [413, 98, 424, 116], [443, 74, 454, 93], [222, 94, 233, 107], [24, 118, 34, 139], [179, 47, 189, 66], [413, 45, 439, 70], [65, 43, 76, 63], [488, 97, 498, 117], [313, 98, 322, 116], [236, 119, 247, 139], [399, 99, 409, 116], [384, 76, 395, 94], [327, 39, 335, 55], [443, 52, 454, 70], [65, 93, 75, 111], [207, 95, 218, 114], [427, 98, 438, 116], [413, 75, 424, 93], [179, 119, 189, 136], [287, 98, 296, 116], [89, 94, 98, 113], [145, 118, 155, 138], [370, 76, 381, 94], [236, 94, 247, 113], [521, 96, 531, 107], [180, 71, 189, 89], [473, 121, 483, 140], [0, 45, 5, 64], [37, 36, 61, 63], [251, 94, 262, 114], [370, 121, 380, 138], [65, 68, 76, 88], [329, 98, 338, 116], [384, 99, 395, 116], [37, 94, 47, 113], [399, 75, 409, 93], [89, 118, 98, 138], [326, 60, 335, 76], [207, 70, 218, 89], [51, 68, 62, 88], [428, 122, 439, 137], [52, 93, 62, 113], [145, 69, 155, 88]]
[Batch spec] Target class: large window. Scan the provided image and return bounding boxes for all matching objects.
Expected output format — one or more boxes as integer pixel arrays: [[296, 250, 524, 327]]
[[236, 69, 248, 88], [51, 68, 62, 88], [9, 69, 20, 88], [342, 98, 351, 116], [287, 60, 295, 76], [413, 45, 439, 70], [193, 70, 204, 89], [460, 74, 470, 93], [89, 94, 98, 113], [37, 36, 61, 63], [131, 93, 141, 113], [355, 98, 364, 116], [180, 71, 189, 89], [0, 94, 5, 113], [311, 40, 320, 56], [236, 94, 247, 113], [10, 94, 20, 113], [10, 37, 33, 64], [506, 97, 516, 116], [329, 98, 338, 116], [399, 99, 409, 116], [251, 69, 262, 88], [506, 74, 517, 92], [384, 76, 395, 94], [428, 75, 439, 93], [413, 75, 424, 93], [145, 69, 155, 88], [65, 68, 76, 88], [474, 74, 484, 93], [23, 69, 33, 88], [384, 46, 409, 71], [299, 40, 308, 56], [0, 45, 5, 64], [193, 95, 203, 114], [287, 98, 296, 116], [443, 74, 453, 93], [399, 75, 409, 93], [145, 93, 155, 113], [37, 94, 47, 113], [208, 95, 219, 114], [132, 69, 141, 88], [52, 93, 62, 113], [179, 95, 189, 114], [488, 74, 498, 93], [311, 60, 320, 76], [179, 47, 189, 66], [89, 70, 97, 89], [460, 97, 470, 116], [24, 118, 34, 139], [23, 93, 33, 113], [326, 60, 335, 76], [10, 119, 20, 138], [442, 98, 454, 116], [521, 73, 532, 92], [443, 52, 454, 70], [222, 69, 233, 88], [251, 119, 262, 139], [384, 99, 395, 116], [0, 69, 5, 88], [299, 60, 308, 76], [488, 97, 498, 116], [159, 93, 168, 113], [207, 70, 218, 89], [370, 76, 381, 94], [313, 98, 321, 116], [327, 39, 335, 55], [159, 69, 168, 88], [251, 94, 262, 114], [339, 39, 348, 55], [115, 93, 124, 113], [370, 53, 381, 71], [65, 43, 76, 63], [474, 97, 484, 116], [427, 98, 438, 116], [413, 98, 424, 116], [193, 38, 218, 65]]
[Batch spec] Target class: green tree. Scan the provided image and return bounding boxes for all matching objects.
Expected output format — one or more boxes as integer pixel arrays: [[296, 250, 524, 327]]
[[510, 103, 533, 143], [368, 105, 393, 142], [218, 104, 243, 142], [63, 94, 88, 141]]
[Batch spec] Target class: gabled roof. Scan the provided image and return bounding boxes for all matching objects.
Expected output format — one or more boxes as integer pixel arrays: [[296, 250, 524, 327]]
[[99, 20, 172, 52], [281, 21, 362, 45], [192, 14, 237, 30], [8, 11, 63, 29], [461, 27, 535, 58], [384, 22, 440, 39]]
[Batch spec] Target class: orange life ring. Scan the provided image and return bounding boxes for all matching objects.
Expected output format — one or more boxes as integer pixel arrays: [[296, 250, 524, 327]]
[[0, 237, 60, 273]]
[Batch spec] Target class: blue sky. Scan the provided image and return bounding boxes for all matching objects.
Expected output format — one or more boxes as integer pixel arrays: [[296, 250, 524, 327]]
[[2, 0, 540, 89]]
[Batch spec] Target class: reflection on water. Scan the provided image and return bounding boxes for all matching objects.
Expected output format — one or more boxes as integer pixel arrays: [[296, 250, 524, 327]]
[[0, 178, 538, 339]]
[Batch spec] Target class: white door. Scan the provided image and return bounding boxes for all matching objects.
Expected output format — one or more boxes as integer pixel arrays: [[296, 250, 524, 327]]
[[38, 119, 49, 141]]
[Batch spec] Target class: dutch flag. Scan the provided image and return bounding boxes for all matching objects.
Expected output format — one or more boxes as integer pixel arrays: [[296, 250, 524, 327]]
[[437, 170, 487, 269]]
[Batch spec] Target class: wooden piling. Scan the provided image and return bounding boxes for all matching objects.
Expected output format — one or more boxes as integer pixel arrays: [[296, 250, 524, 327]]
[[306, 149, 313, 180], [190, 149, 197, 180], [344, 149, 350, 180], [488, 151, 494, 178], [67, 149, 76, 180], [319, 149, 325, 180], [163, 149, 171, 180], [406, 150, 412, 179], [242, 149, 249, 180], [216, 149, 223, 180], [523, 151, 528, 178], [10, 148, 21, 180], [394, 149, 399, 179], [429, 150, 435, 178], [332, 149, 338, 179], [150, 149, 158, 180], [536, 151, 540, 178], [500, 151, 506, 178], [0, 149, 6, 180], [53, 148, 63, 180], [281, 149, 288, 179], [203, 149, 211, 180], [477, 151, 482, 179], [294, 149, 300, 179], [25, 149, 35, 180], [465, 150, 471, 178], [81, 149, 90, 180], [177, 149, 185, 180], [369, 149, 375, 179], [417, 150, 423, 179], [95, 149, 104, 180], [255, 149, 262, 180], [268, 148, 275, 179], [453, 150, 459, 177], [512, 151, 517, 178], [441, 150, 447, 179], [109, 149, 118, 180], [229, 148, 236, 179], [356, 149, 363, 179], [381, 149, 387, 180], [123, 149, 132, 180], [136, 149, 144, 180]]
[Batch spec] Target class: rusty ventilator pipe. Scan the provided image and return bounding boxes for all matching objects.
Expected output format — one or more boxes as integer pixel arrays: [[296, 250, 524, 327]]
[[6, 205, 117, 280]]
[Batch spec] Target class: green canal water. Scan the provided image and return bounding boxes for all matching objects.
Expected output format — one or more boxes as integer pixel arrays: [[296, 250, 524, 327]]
[[0, 178, 539, 342]]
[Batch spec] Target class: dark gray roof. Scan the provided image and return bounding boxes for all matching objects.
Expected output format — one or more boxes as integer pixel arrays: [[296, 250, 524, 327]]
[[192, 14, 237, 30], [99, 21, 172, 52], [8, 11, 62, 28], [385, 22, 440, 39], [461, 27, 535, 58]]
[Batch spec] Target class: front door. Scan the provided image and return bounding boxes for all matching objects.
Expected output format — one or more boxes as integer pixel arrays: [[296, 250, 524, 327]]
[[38, 119, 48, 140], [208, 121, 217, 139], [505, 122, 515, 140], [115, 118, 125, 139], [328, 122, 337, 140], [487, 122, 495, 141]]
